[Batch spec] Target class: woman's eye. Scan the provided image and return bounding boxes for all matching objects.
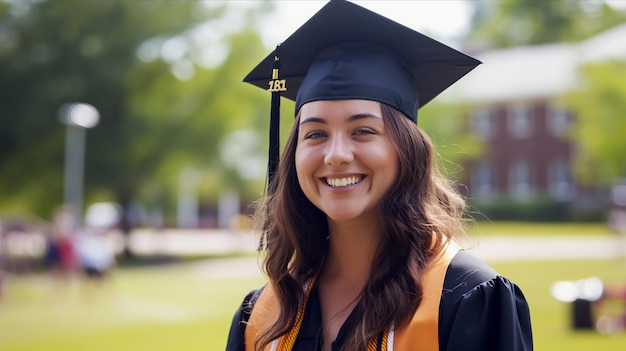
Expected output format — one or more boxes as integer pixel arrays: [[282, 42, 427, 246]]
[[354, 128, 375, 136], [304, 131, 326, 139]]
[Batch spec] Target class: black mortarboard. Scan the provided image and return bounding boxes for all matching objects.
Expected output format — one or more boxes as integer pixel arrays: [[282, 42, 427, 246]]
[[243, 0, 480, 187]]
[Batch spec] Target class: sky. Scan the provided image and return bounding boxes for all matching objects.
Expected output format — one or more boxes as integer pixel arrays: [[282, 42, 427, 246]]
[[189, 0, 472, 73], [262, 0, 473, 48]]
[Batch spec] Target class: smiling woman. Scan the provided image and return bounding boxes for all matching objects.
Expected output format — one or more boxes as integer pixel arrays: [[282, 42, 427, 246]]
[[226, 1, 532, 351], [296, 100, 398, 225]]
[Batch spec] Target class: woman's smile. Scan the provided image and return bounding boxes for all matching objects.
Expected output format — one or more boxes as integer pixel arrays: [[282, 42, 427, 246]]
[[323, 175, 364, 188]]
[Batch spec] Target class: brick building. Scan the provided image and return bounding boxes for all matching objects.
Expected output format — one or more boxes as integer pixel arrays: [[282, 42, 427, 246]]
[[441, 24, 626, 207]]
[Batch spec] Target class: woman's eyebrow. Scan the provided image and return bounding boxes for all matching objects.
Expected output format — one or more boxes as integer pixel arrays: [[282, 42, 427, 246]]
[[299, 116, 325, 125], [347, 113, 382, 122]]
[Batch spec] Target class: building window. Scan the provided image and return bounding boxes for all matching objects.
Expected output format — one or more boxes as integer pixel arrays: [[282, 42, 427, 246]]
[[471, 163, 496, 200], [470, 107, 494, 140], [547, 104, 570, 137], [509, 160, 534, 200], [548, 160, 574, 201], [507, 104, 533, 139]]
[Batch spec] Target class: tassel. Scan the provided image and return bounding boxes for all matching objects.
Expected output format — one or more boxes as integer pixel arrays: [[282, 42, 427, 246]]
[[267, 46, 285, 193], [260, 47, 285, 251]]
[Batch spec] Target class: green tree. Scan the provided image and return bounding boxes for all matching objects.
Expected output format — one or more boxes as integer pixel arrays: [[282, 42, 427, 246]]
[[419, 102, 482, 181], [0, 1, 273, 228], [561, 61, 626, 186], [0, 0, 203, 217], [126, 29, 271, 220], [467, 0, 626, 48]]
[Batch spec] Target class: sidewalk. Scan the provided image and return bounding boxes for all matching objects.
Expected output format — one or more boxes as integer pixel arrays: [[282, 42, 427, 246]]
[[112, 229, 259, 256], [467, 235, 626, 262], [110, 229, 625, 261]]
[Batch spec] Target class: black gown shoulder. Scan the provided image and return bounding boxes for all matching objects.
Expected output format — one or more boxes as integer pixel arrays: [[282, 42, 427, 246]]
[[226, 287, 264, 351], [438, 251, 533, 351]]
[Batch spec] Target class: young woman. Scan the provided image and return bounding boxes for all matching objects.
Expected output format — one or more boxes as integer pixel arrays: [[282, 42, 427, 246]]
[[226, 1, 533, 350]]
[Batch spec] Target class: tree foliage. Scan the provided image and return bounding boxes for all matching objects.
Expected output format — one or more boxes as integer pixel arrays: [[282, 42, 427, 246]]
[[467, 0, 626, 48], [0, 0, 272, 222], [419, 102, 482, 181], [561, 61, 626, 186]]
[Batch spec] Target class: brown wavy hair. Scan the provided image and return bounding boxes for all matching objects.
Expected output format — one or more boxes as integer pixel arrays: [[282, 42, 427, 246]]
[[253, 103, 467, 350]]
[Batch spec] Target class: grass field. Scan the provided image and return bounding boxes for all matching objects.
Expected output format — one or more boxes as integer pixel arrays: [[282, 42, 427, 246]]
[[1, 222, 625, 350], [0, 260, 266, 351], [493, 259, 626, 350]]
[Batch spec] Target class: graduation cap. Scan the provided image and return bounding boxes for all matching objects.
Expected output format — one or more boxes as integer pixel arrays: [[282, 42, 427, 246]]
[[243, 0, 481, 187]]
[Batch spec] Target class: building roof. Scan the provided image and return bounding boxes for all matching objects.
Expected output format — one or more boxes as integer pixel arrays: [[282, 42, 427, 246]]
[[440, 23, 626, 104]]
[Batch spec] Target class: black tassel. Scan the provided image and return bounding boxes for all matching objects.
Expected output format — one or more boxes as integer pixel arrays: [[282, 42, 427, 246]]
[[268, 63, 280, 186], [260, 47, 285, 251], [267, 46, 284, 193]]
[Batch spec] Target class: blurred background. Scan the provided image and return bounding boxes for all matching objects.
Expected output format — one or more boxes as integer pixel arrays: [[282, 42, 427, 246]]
[[1, 0, 626, 350]]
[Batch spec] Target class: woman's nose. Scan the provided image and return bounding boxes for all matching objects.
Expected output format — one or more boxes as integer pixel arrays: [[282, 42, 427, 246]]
[[324, 134, 354, 166]]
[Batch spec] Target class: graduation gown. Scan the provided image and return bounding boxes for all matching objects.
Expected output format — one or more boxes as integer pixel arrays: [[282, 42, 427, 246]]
[[226, 250, 533, 351]]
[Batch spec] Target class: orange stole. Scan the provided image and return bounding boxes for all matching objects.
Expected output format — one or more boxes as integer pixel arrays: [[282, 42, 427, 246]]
[[244, 242, 460, 351], [392, 241, 460, 351], [245, 281, 281, 351]]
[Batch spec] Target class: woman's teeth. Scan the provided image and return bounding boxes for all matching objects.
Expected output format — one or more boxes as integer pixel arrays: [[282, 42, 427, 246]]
[[326, 176, 361, 187]]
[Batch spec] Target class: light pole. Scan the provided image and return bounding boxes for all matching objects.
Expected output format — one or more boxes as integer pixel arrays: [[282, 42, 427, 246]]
[[58, 103, 99, 225]]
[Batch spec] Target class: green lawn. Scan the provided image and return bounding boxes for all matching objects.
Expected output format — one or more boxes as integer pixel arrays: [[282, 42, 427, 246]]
[[0, 263, 265, 351], [493, 259, 626, 351], [1, 230, 625, 350]]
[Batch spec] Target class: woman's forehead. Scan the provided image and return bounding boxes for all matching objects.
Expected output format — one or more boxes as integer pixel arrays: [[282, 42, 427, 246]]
[[299, 99, 382, 119]]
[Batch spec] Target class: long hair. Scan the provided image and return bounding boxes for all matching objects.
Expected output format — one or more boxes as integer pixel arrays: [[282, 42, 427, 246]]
[[253, 103, 467, 350]]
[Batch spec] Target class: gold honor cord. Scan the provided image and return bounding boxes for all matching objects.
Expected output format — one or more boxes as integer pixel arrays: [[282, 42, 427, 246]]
[[274, 276, 390, 351], [368, 329, 390, 351], [274, 277, 316, 351]]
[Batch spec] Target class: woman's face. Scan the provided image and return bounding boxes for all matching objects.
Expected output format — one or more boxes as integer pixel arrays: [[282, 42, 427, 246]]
[[295, 100, 399, 223]]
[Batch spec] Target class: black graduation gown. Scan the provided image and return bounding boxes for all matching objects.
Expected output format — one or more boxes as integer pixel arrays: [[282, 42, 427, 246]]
[[225, 251, 533, 351]]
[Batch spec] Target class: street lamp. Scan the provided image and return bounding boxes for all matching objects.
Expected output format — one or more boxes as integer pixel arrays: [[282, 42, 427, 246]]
[[58, 103, 100, 225]]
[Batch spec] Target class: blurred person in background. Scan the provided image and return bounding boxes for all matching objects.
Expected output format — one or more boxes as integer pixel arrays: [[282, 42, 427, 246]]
[[593, 280, 626, 334], [74, 202, 120, 297], [74, 228, 116, 298], [607, 180, 626, 258], [0, 270, 5, 301], [226, 1, 532, 351], [0, 221, 6, 300], [43, 205, 79, 288]]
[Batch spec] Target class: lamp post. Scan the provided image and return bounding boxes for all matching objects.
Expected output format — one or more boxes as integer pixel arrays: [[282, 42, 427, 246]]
[[58, 103, 99, 225]]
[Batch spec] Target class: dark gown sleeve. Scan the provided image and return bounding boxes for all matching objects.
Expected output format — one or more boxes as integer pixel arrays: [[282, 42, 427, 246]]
[[226, 287, 264, 351], [438, 251, 533, 351]]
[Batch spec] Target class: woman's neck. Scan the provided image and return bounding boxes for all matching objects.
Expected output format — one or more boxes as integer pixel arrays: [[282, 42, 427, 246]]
[[317, 217, 382, 350], [323, 217, 382, 283]]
